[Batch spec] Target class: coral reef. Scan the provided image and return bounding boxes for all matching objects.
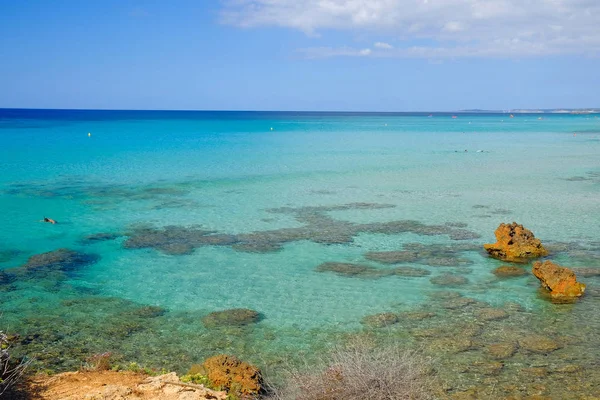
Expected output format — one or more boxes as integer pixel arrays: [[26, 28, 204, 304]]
[[484, 222, 548, 262], [532, 260, 586, 302]]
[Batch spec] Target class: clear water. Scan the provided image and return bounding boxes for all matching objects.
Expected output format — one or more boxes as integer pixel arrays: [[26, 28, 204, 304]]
[[1, 109, 599, 397]]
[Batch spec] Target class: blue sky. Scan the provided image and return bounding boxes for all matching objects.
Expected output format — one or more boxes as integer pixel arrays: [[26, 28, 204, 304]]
[[1, 0, 599, 111]]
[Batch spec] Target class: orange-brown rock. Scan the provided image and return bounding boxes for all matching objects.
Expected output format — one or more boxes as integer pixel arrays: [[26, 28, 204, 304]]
[[484, 222, 548, 262], [532, 260, 585, 301], [194, 354, 262, 397]]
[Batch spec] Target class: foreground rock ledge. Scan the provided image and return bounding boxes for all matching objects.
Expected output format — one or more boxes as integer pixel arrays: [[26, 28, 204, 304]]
[[26, 371, 227, 400], [484, 222, 548, 263], [533, 260, 586, 302]]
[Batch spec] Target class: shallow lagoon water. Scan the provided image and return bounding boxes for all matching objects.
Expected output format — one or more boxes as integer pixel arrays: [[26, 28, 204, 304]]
[[1, 110, 600, 397]]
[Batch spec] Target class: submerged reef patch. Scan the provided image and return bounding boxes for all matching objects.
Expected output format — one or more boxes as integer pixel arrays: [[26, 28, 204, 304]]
[[202, 308, 262, 328], [122, 203, 481, 255], [361, 312, 399, 328], [365, 242, 476, 267], [5, 248, 99, 282], [315, 262, 430, 278], [430, 274, 469, 286]]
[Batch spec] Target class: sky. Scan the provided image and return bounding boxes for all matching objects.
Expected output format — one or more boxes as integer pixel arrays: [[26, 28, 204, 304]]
[[0, 0, 599, 111]]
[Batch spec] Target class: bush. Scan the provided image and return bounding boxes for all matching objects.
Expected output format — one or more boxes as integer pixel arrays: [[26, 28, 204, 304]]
[[268, 340, 435, 400], [1, 331, 30, 396]]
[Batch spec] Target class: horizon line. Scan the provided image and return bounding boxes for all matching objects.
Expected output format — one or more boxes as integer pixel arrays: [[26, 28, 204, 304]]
[[1, 107, 599, 114]]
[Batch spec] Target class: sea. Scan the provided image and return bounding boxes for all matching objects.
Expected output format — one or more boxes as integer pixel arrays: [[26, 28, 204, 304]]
[[1, 109, 599, 397]]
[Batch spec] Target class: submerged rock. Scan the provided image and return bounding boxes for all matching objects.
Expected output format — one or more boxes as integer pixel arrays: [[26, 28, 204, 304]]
[[18, 248, 99, 274], [393, 266, 431, 277], [518, 335, 561, 354], [475, 307, 509, 321], [361, 312, 399, 328], [532, 260, 586, 302], [493, 265, 527, 277], [486, 342, 517, 359], [315, 262, 387, 278], [484, 222, 548, 262], [202, 308, 261, 328], [430, 274, 469, 286]]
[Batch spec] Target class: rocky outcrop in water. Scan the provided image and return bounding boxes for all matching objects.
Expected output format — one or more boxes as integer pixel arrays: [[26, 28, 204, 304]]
[[484, 222, 548, 262], [532, 260, 586, 302]]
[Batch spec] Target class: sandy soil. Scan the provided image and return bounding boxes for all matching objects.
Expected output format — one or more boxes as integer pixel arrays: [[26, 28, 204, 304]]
[[15, 370, 227, 400]]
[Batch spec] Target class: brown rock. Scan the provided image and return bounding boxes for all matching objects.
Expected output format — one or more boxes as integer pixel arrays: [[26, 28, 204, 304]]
[[519, 335, 561, 354], [469, 361, 504, 375], [532, 260, 586, 302], [486, 342, 517, 359], [197, 355, 262, 397], [484, 222, 548, 262], [493, 265, 527, 277], [430, 274, 469, 286], [475, 308, 509, 321]]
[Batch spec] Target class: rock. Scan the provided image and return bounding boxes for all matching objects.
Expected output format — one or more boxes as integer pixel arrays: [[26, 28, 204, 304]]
[[484, 222, 548, 262], [202, 308, 261, 328], [315, 262, 387, 278], [393, 266, 431, 277], [427, 337, 475, 353], [519, 335, 561, 354], [475, 308, 509, 321], [361, 312, 399, 328], [83, 384, 132, 399], [430, 274, 469, 286], [469, 361, 504, 375], [398, 311, 436, 320], [20, 248, 99, 273], [196, 355, 262, 397], [532, 260, 586, 302], [442, 297, 476, 309], [486, 342, 517, 359], [493, 265, 527, 277]]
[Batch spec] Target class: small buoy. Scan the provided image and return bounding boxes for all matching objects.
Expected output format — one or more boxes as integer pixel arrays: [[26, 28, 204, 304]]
[[270, 127, 273, 131], [88, 132, 91, 137]]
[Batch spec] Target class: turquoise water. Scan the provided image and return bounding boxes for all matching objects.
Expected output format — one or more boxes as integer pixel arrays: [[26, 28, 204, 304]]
[[1, 110, 600, 397]]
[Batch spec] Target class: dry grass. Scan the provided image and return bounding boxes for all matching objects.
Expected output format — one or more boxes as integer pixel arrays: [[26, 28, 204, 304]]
[[1, 330, 30, 396], [267, 340, 435, 400]]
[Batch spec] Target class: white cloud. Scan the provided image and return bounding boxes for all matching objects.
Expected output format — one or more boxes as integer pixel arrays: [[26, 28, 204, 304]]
[[374, 42, 393, 49], [221, 0, 600, 57]]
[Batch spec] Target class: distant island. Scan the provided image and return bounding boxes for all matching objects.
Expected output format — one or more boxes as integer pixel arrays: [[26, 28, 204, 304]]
[[460, 108, 599, 114]]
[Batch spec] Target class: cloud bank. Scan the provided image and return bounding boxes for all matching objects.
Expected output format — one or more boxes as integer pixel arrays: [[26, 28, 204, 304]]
[[221, 0, 600, 58]]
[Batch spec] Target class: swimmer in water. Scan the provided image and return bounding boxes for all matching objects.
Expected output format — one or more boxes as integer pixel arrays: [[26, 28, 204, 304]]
[[42, 217, 57, 224]]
